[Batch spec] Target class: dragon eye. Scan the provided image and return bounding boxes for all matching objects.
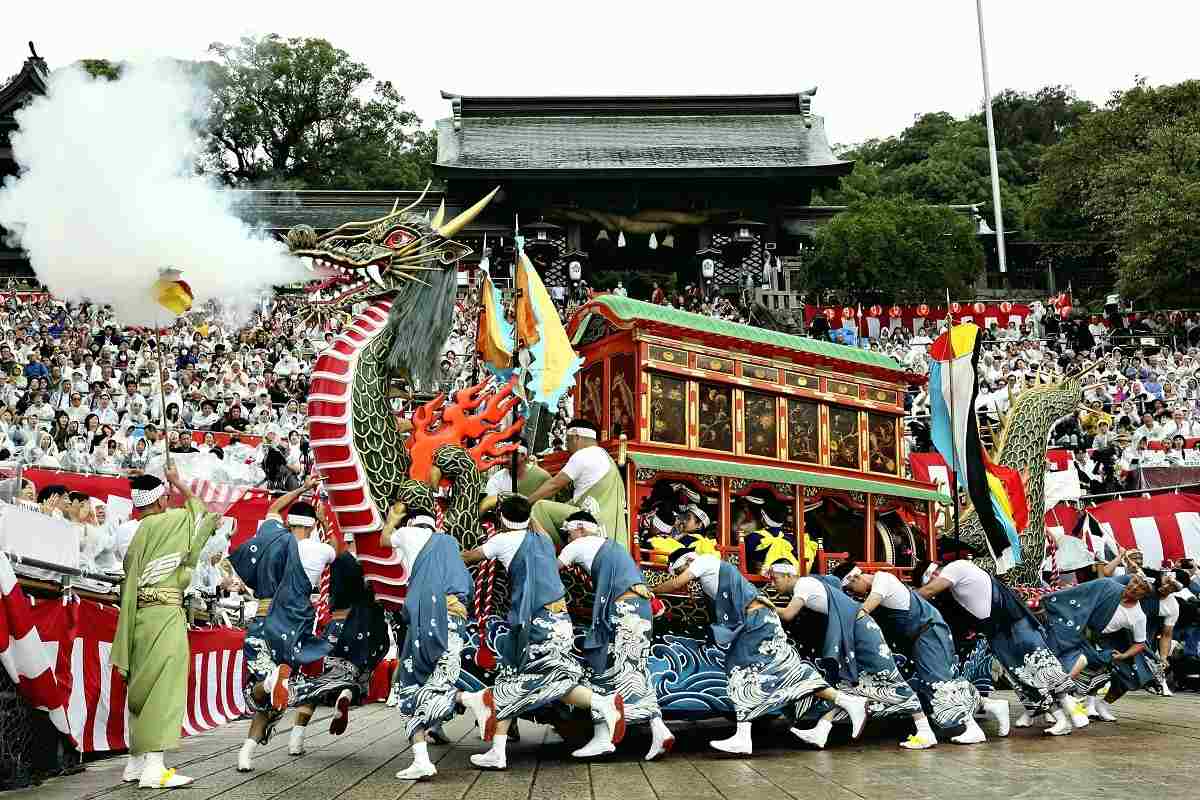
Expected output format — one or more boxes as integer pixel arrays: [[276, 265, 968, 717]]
[[384, 229, 415, 248]]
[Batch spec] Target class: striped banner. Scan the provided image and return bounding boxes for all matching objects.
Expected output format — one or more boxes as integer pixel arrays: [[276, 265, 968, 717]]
[[0, 553, 72, 742], [1045, 494, 1200, 570], [27, 597, 246, 752]]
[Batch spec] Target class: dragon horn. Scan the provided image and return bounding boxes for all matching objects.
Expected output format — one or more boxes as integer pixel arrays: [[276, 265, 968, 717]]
[[430, 199, 446, 229], [437, 187, 500, 238], [311, 181, 433, 239], [392, 181, 431, 218]]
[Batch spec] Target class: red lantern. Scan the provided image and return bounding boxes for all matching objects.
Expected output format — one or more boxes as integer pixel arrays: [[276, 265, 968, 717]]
[[999, 301, 1013, 314], [973, 302, 986, 314], [1059, 305, 1072, 319], [950, 302, 962, 314], [823, 308, 836, 320], [916, 304, 930, 317], [842, 306, 856, 318], [888, 305, 902, 318], [868, 304, 883, 317]]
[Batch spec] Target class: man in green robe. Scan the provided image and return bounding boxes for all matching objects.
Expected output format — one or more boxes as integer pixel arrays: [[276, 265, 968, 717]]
[[527, 419, 628, 546], [111, 469, 221, 789], [479, 440, 552, 515]]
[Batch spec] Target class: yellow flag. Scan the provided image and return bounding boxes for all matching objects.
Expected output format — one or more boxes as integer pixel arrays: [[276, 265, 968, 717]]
[[153, 270, 193, 315]]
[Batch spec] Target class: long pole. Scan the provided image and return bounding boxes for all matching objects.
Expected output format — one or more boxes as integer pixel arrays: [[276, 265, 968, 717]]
[[154, 318, 171, 467], [945, 290, 961, 540], [975, 0, 1008, 276]]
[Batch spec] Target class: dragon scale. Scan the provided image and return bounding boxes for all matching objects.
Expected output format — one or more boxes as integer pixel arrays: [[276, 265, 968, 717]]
[[958, 376, 1083, 585]]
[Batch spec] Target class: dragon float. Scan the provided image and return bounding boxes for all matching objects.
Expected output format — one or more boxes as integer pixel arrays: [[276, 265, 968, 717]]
[[291, 192, 1082, 727]]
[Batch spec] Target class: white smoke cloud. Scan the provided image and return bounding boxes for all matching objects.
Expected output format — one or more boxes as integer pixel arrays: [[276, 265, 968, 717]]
[[0, 60, 306, 325]]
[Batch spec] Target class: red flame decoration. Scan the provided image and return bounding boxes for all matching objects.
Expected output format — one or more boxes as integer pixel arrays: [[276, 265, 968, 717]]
[[406, 377, 525, 482], [868, 304, 883, 317]]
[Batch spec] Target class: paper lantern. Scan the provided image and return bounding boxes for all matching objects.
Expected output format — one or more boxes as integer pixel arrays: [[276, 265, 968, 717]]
[[823, 308, 836, 320], [999, 301, 1013, 313], [842, 306, 856, 318], [868, 304, 883, 317], [916, 304, 930, 317], [888, 305, 902, 317], [973, 302, 986, 314]]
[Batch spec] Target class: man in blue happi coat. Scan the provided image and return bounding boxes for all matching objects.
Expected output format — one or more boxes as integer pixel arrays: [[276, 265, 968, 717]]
[[558, 510, 674, 760], [381, 495, 477, 782], [229, 476, 345, 772], [460, 495, 625, 771]]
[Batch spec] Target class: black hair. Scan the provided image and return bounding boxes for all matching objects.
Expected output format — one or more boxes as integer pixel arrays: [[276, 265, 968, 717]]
[[566, 509, 598, 526], [36, 484, 68, 503], [498, 494, 532, 525], [287, 501, 317, 523], [909, 558, 934, 588], [830, 560, 858, 580]]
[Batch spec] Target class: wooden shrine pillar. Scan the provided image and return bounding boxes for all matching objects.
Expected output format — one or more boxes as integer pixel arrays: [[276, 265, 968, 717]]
[[864, 493, 875, 563], [794, 490, 807, 575]]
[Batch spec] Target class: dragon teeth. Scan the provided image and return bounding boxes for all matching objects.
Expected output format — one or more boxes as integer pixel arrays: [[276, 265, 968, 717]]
[[366, 264, 385, 287]]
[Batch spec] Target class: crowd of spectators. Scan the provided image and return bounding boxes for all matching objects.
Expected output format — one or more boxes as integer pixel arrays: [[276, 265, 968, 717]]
[[0, 290, 317, 486]]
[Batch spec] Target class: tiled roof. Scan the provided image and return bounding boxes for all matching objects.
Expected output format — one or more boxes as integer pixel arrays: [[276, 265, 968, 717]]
[[631, 452, 951, 504], [579, 295, 905, 375], [435, 92, 850, 176]]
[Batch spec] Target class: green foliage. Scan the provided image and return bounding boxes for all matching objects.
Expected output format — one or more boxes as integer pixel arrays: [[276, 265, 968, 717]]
[[806, 196, 983, 303], [1032, 80, 1200, 303], [78, 59, 122, 81], [202, 34, 436, 189], [818, 87, 1095, 235]]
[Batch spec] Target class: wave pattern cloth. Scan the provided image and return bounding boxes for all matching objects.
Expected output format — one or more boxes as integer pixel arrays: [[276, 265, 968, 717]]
[[929, 323, 1028, 571]]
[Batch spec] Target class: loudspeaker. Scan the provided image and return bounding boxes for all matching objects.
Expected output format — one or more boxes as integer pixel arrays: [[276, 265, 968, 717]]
[[522, 402, 554, 455]]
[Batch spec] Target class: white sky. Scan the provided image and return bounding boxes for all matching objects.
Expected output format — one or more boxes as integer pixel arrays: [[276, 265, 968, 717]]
[[4, 0, 1196, 148]]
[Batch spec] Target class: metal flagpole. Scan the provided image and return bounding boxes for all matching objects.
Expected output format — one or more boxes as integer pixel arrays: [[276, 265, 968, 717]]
[[155, 316, 171, 468], [945, 289, 961, 539], [975, 0, 1008, 277]]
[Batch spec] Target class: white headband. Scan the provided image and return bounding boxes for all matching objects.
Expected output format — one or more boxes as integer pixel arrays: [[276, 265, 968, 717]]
[[287, 514, 316, 528], [407, 514, 436, 530], [565, 520, 600, 536], [769, 562, 798, 576], [840, 566, 863, 588], [761, 509, 783, 528], [566, 425, 598, 439], [920, 563, 939, 586], [131, 484, 165, 508], [688, 505, 710, 529], [499, 514, 529, 530], [652, 514, 674, 534]]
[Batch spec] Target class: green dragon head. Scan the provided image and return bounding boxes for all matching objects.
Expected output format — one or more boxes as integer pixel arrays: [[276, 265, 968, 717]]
[[286, 184, 498, 308], [288, 185, 498, 387]]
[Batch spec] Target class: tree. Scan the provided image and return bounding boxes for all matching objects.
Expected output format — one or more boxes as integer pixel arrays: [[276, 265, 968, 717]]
[[818, 88, 1094, 234], [1032, 80, 1200, 302], [805, 197, 983, 304], [203, 35, 436, 189]]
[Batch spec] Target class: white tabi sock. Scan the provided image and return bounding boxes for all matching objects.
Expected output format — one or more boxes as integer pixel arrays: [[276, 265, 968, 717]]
[[289, 724, 306, 754], [914, 716, 936, 742], [238, 739, 257, 772], [412, 741, 432, 767], [491, 734, 508, 757], [650, 716, 673, 741], [144, 751, 165, 774]]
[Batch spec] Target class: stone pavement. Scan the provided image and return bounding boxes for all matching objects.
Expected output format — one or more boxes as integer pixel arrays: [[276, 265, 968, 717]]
[[15, 691, 1200, 800]]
